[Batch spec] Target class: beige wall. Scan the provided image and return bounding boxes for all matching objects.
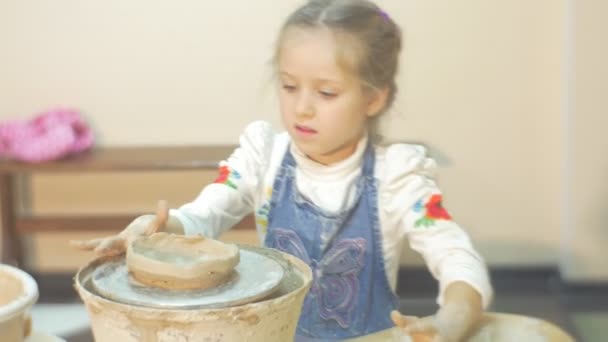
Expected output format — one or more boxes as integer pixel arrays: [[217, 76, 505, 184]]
[[560, 0, 608, 282], [382, 1, 564, 266], [1, 1, 604, 279]]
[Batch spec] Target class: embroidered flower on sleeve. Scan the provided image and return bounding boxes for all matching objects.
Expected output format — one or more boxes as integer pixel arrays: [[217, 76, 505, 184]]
[[413, 194, 452, 228], [256, 202, 270, 233], [255, 187, 273, 233], [213, 165, 241, 190]]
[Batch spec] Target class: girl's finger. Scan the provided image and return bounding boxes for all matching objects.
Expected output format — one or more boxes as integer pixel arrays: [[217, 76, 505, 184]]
[[394, 314, 437, 342], [145, 200, 169, 235], [69, 237, 106, 251], [412, 332, 436, 342], [403, 316, 437, 335], [390, 310, 419, 328], [94, 237, 126, 256], [390, 310, 407, 328]]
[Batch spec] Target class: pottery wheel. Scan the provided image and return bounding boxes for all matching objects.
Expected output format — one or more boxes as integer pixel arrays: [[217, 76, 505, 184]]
[[91, 249, 284, 309]]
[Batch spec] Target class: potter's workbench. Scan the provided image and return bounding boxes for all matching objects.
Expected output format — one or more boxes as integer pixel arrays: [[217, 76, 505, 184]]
[[0, 145, 256, 267]]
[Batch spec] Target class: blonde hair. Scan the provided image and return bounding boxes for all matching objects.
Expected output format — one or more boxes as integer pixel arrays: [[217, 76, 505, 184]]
[[274, 0, 402, 133]]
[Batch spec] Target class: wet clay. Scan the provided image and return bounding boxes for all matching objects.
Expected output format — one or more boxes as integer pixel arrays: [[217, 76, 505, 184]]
[[131, 268, 237, 291], [0, 271, 23, 306], [126, 233, 240, 290]]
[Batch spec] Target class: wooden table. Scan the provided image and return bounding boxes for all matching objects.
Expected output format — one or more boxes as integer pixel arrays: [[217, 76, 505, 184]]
[[0, 146, 255, 267]]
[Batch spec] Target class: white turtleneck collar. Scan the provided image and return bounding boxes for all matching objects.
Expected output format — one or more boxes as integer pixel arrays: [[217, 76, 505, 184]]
[[290, 134, 368, 182]]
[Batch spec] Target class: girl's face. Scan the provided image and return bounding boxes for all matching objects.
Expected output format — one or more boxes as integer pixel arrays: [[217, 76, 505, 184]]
[[277, 27, 386, 165]]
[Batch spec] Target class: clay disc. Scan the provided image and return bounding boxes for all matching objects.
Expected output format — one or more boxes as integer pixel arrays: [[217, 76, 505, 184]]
[[90, 249, 284, 309]]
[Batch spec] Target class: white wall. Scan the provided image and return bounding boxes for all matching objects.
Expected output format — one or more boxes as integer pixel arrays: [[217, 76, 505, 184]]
[[1, 1, 604, 279]]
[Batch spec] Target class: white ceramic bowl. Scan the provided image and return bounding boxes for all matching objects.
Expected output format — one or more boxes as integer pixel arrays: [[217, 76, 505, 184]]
[[0, 264, 39, 342]]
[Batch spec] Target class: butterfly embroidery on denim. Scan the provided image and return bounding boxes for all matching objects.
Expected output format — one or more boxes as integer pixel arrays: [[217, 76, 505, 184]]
[[267, 228, 366, 328]]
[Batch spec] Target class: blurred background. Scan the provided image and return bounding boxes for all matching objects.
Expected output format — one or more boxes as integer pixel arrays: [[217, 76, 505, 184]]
[[0, 0, 606, 341]]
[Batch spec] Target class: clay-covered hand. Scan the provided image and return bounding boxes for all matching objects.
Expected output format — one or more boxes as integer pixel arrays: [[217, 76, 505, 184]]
[[391, 310, 435, 342], [70, 200, 172, 256], [391, 282, 483, 342]]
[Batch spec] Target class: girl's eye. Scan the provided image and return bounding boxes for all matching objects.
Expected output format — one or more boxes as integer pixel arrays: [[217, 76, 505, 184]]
[[319, 90, 337, 98], [282, 84, 297, 92]]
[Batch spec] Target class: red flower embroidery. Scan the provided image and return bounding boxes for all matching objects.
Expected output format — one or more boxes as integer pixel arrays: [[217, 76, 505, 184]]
[[213, 165, 239, 190], [425, 194, 451, 220], [414, 194, 451, 228], [214, 165, 230, 183]]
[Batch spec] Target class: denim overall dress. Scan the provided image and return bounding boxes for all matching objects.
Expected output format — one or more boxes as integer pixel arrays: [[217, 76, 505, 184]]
[[264, 143, 400, 340]]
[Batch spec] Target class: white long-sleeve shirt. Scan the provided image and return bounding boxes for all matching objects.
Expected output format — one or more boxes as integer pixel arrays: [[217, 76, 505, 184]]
[[171, 121, 493, 308]]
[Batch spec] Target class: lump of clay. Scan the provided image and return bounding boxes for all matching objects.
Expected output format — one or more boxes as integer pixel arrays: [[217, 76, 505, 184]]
[[126, 233, 240, 290]]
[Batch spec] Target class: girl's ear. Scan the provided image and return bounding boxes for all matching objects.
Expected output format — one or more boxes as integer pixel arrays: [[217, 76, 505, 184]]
[[366, 86, 390, 117]]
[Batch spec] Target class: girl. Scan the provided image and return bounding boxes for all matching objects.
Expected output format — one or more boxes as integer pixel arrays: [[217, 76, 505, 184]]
[[74, 0, 492, 340]]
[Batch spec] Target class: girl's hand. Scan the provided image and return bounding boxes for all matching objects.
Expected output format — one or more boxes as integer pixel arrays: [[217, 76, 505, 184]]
[[70, 200, 169, 256], [391, 311, 435, 342], [391, 282, 483, 342]]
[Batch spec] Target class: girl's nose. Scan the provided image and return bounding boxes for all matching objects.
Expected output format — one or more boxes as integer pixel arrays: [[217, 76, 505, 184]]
[[295, 92, 314, 119]]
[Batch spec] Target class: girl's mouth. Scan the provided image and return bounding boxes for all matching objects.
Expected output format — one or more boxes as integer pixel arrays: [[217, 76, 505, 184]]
[[295, 125, 318, 136]]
